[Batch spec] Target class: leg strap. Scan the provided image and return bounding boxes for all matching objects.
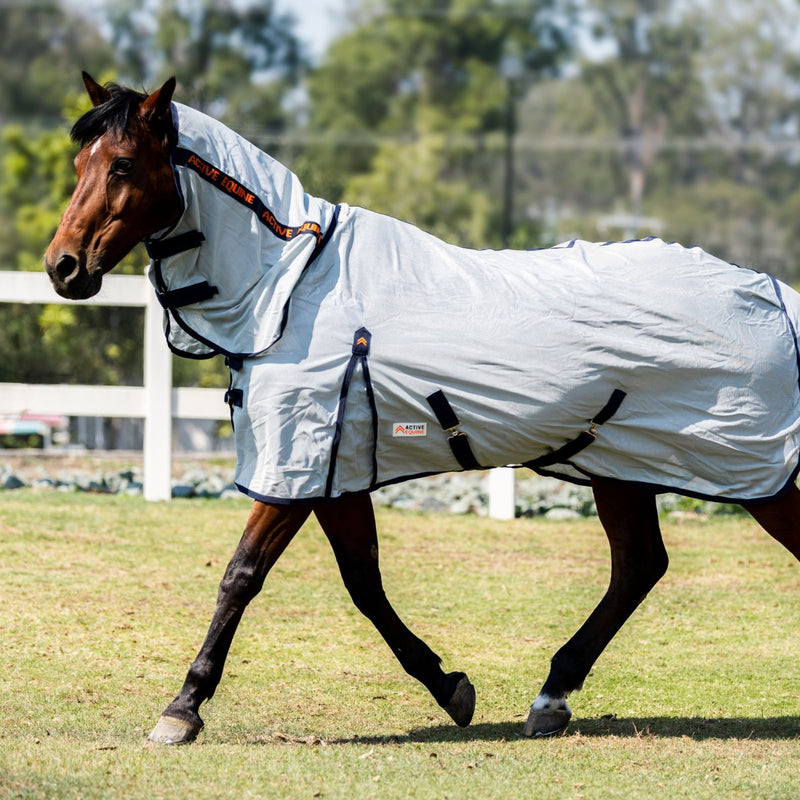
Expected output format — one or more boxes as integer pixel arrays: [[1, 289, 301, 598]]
[[426, 390, 485, 471], [525, 389, 626, 469]]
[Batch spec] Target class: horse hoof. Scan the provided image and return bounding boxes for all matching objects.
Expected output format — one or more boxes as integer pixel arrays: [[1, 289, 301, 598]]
[[522, 699, 572, 738], [444, 674, 476, 727], [148, 714, 204, 745]]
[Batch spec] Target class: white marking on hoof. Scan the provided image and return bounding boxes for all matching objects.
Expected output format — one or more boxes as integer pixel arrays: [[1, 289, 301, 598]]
[[523, 694, 572, 738], [148, 715, 203, 745]]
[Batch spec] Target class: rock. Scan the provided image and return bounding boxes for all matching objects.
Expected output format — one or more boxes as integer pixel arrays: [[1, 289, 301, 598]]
[[3, 473, 26, 490], [193, 475, 226, 498], [544, 507, 582, 521]]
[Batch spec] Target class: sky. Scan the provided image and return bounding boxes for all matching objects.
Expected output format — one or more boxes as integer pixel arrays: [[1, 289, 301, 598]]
[[274, 0, 345, 61]]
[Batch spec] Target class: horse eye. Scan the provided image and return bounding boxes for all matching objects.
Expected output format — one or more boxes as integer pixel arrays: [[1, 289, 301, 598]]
[[111, 158, 135, 175]]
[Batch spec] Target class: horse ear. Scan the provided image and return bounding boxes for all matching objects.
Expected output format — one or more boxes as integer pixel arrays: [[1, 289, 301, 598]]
[[140, 77, 177, 124], [82, 71, 110, 107]]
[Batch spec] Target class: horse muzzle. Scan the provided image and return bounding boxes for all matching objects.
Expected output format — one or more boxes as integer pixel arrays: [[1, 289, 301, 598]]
[[44, 250, 102, 299]]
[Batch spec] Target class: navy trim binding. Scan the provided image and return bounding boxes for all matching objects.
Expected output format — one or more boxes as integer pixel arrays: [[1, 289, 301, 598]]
[[770, 276, 800, 393], [151, 196, 340, 359], [325, 328, 375, 497], [305, 204, 340, 270], [235, 456, 800, 507], [536, 457, 800, 507]]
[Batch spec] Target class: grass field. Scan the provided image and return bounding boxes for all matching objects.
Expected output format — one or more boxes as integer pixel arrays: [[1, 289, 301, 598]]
[[1, 490, 799, 799]]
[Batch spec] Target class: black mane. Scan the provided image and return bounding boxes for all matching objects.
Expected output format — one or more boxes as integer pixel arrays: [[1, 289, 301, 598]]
[[70, 83, 148, 146]]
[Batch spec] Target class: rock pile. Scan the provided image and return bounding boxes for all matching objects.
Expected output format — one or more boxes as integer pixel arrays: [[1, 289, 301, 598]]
[[0, 458, 741, 518]]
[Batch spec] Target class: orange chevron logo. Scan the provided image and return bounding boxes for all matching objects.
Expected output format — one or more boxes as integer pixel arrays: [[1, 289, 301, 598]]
[[356, 337, 368, 347]]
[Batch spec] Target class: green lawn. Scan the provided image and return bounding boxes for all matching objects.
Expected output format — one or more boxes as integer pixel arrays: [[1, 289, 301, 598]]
[[1, 490, 798, 799]]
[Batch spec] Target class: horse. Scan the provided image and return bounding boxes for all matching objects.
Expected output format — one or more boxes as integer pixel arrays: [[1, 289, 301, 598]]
[[45, 73, 800, 745]]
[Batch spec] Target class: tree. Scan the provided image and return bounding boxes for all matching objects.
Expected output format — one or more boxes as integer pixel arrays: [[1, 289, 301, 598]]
[[0, 2, 113, 126], [564, 0, 707, 232], [0, 2, 145, 392], [104, 0, 305, 143], [295, 0, 573, 248], [0, 89, 148, 387], [513, 0, 800, 280]]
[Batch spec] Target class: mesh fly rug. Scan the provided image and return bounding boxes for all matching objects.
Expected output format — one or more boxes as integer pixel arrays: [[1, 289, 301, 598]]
[[145, 103, 800, 505]]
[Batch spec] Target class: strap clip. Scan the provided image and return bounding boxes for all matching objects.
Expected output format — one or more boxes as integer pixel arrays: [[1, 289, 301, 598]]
[[224, 388, 243, 408]]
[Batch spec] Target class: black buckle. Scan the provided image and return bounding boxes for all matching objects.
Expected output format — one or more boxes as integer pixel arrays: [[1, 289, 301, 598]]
[[224, 388, 243, 408]]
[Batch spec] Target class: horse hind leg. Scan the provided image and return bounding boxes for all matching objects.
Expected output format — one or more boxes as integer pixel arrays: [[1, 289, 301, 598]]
[[525, 478, 667, 737], [314, 495, 476, 727], [742, 484, 800, 561]]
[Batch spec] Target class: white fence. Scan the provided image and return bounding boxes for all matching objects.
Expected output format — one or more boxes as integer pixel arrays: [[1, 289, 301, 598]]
[[0, 270, 516, 515], [0, 270, 227, 501]]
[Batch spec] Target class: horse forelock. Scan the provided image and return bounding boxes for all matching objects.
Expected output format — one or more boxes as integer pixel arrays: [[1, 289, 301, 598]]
[[70, 83, 151, 148]]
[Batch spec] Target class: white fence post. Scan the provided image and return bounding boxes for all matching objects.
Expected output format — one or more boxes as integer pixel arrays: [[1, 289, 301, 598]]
[[488, 467, 516, 520], [142, 288, 173, 501]]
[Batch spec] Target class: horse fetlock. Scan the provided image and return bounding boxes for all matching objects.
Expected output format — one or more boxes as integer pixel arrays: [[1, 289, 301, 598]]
[[545, 649, 589, 697], [160, 695, 205, 726], [439, 671, 476, 727], [523, 693, 572, 738]]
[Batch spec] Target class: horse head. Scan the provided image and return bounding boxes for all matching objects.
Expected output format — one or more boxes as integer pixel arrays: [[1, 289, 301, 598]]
[[45, 72, 183, 299]]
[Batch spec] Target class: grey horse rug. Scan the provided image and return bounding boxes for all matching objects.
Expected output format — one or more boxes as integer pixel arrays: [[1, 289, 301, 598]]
[[145, 102, 800, 505]]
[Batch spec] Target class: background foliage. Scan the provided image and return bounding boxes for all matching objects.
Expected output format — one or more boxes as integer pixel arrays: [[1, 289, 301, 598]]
[[3, 0, 800, 395]]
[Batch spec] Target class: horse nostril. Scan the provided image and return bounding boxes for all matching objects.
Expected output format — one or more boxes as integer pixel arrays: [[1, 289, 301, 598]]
[[55, 253, 79, 282]]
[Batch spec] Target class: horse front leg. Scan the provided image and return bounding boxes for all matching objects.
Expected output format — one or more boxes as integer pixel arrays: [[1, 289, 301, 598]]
[[314, 493, 476, 727], [149, 501, 311, 745], [525, 478, 668, 737]]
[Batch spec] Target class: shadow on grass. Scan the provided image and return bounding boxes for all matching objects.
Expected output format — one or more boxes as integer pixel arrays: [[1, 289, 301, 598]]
[[326, 716, 800, 745]]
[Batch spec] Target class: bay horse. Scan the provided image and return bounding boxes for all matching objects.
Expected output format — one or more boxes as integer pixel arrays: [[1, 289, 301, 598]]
[[45, 74, 800, 744]]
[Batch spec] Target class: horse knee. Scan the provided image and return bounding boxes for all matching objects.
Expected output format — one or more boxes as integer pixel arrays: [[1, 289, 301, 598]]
[[218, 559, 263, 604]]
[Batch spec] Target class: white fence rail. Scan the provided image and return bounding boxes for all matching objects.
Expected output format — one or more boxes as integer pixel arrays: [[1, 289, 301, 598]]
[[0, 270, 516, 515], [0, 270, 226, 501]]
